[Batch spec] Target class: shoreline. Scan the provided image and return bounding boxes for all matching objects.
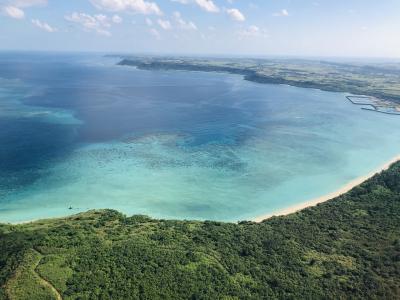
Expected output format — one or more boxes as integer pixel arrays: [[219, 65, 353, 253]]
[[5, 156, 400, 226], [118, 59, 400, 108], [253, 155, 400, 222]]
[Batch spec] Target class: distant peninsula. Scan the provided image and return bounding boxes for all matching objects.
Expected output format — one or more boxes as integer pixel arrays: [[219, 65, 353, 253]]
[[118, 56, 400, 114]]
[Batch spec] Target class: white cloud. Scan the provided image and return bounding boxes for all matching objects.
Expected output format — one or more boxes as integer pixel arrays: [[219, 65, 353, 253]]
[[1, 0, 46, 19], [171, 0, 219, 13], [65, 12, 114, 36], [31, 18, 57, 32], [89, 0, 162, 15], [2, 5, 24, 18], [157, 18, 171, 30], [173, 11, 197, 30], [273, 9, 289, 17], [112, 14, 122, 23], [195, 0, 219, 13], [226, 8, 244, 22], [237, 25, 268, 39]]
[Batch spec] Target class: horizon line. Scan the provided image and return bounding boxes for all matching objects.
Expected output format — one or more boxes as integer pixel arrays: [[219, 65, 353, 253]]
[[1, 49, 400, 61]]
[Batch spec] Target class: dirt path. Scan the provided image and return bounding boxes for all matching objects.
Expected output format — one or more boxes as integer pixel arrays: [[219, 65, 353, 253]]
[[32, 249, 63, 300], [6, 248, 63, 300]]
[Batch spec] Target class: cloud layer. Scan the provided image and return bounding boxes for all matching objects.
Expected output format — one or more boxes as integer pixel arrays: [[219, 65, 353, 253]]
[[195, 0, 219, 13], [1, 0, 47, 19], [3, 5, 24, 18], [65, 12, 117, 36], [89, 0, 162, 15], [226, 8, 245, 22], [31, 18, 57, 32]]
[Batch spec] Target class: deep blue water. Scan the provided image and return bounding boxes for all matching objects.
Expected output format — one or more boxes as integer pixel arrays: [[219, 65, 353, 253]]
[[1, 52, 400, 223]]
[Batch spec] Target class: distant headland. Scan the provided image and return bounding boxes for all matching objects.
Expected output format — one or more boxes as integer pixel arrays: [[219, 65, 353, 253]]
[[117, 56, 400, 114]]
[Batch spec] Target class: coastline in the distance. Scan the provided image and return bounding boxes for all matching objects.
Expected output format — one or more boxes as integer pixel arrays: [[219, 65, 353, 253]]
[[118, 57, 400, 112]]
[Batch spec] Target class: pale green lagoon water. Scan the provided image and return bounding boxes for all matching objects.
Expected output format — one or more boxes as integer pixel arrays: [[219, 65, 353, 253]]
[[1, 53, 400, 223]]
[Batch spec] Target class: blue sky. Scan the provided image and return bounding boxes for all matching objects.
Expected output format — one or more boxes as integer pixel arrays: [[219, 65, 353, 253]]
[[1, 0, 399, 57]]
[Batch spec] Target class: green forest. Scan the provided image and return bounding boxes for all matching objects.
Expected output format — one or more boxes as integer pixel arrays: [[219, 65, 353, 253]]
[[1, 162, 400, 299]]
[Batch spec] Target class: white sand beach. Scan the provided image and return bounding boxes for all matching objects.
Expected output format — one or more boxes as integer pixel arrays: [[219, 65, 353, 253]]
[[253, 155, 400, 222]]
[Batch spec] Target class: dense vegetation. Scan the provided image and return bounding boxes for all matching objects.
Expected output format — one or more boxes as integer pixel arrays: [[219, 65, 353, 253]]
[[1, 162, 400, 299], [118, 57, 400, 107]]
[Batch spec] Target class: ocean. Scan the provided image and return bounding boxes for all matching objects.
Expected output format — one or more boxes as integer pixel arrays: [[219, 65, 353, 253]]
[[1, 52, 400, 223]]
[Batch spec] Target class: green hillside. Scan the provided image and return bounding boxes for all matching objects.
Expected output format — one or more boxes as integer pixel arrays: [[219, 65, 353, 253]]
[[1, 162, 400, 299]]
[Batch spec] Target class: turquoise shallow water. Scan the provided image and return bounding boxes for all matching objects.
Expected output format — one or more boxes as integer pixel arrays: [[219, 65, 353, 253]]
[[1, 53, 400, 223]]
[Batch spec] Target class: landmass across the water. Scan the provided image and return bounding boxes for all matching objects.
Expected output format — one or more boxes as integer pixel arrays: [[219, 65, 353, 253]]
[[1, 161, 400, 299], [117, 56, 400, 114]]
